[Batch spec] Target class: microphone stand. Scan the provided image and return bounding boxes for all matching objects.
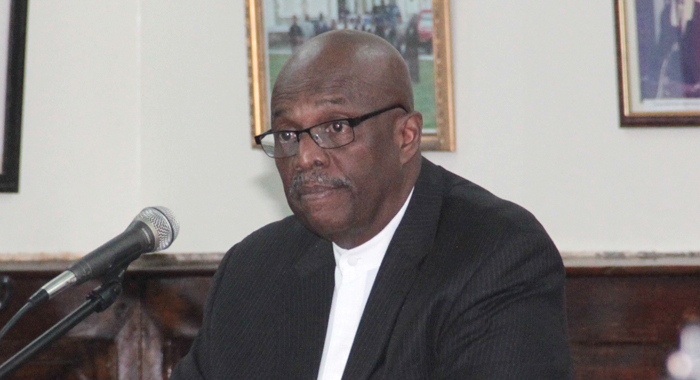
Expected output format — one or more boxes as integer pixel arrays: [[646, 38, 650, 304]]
[[0, 269, 126, 379]]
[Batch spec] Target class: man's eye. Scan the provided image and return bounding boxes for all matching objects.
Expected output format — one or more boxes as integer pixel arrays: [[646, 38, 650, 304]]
[[330, 122, 346, 133], [278, 132, 295, 142]]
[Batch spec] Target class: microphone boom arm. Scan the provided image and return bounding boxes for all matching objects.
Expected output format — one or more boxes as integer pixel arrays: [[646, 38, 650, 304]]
[[0, 270, 125, 380]]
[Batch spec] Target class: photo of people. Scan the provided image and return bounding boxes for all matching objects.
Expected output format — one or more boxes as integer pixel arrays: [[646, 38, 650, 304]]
[[635, 0, 700, 100], [262, 0, 438, 132]]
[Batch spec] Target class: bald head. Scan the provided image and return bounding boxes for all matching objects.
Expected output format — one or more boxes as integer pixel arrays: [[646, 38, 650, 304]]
[[271, 30, 414, 117]]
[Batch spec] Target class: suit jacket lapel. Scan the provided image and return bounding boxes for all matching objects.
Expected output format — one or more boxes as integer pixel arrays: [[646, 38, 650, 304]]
[[342, 159, 445, 380], [285, 236, 335, 379]]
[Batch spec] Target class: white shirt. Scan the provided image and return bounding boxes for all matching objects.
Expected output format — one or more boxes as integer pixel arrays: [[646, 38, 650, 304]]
[[317, 189, 414, 380]]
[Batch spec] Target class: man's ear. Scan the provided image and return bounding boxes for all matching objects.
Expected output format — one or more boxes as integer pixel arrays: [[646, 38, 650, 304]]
[[396, 111, 422, 164]]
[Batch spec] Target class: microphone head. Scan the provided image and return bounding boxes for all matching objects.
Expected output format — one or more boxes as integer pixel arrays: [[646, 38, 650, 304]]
[[133, 206, 179, 251]]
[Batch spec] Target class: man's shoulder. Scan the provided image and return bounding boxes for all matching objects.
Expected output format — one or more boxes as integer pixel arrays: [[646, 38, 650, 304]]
[[423, 159, 549, 239], [416, 160, 563, 295], [216, 216, 322, 283], [235, 215, 314, 251]]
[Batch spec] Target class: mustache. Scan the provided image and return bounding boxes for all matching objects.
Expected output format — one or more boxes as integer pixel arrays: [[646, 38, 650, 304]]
[[288, 171, 353, 196]]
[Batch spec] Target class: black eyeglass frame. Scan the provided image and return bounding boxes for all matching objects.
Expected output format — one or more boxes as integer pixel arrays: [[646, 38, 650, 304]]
[[255, 104, 408, 158]]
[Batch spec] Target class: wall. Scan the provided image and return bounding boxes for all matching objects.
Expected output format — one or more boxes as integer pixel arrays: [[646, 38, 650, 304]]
[[0, 2, 142, 257], [0, 1, 698, 258]]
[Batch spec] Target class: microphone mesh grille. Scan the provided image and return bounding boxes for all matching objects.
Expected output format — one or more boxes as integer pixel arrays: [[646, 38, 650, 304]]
[[135, 206, 179, 251]]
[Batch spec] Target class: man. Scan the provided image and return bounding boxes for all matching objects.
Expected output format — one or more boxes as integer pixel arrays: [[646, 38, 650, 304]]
[[301, 14, 315, 43], [170, 30, 572, 379], [403, 14, 421, 83], [289, 15, 304, 53], [314, 13, 330, 36]]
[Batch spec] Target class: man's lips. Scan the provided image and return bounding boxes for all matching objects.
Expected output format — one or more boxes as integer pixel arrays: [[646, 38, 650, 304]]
[[297, 184, 335, 195], [295, 184, 346, 200]]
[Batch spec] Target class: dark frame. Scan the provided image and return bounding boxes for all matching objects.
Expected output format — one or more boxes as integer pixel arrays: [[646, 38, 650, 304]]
[[615, 0, 700, 127], [0, 0, 27, 192]]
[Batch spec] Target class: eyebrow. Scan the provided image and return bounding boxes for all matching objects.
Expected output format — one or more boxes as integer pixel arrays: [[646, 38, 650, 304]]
[[271, 108, 286, 121]]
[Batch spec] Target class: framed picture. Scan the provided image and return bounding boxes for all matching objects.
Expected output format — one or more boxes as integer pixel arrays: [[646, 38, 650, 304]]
[[616, 0, 700, 126], [0, 0, 27, 192], [246, 0, 455, 150]]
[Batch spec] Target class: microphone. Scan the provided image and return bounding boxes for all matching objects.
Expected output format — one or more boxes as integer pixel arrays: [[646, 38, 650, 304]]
[[28, 206, 179, 306]]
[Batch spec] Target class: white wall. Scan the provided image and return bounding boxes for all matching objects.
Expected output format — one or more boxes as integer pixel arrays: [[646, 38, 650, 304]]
[[0, 1, 142, 258], [0, 1, 698, 259]]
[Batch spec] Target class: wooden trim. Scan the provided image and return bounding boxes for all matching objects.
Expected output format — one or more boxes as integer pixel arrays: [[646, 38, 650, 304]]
[[0, 253, 224, 276]]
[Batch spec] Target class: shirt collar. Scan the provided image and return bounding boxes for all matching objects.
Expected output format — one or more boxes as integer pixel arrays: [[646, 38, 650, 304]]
[[332, 188, 414, 272]]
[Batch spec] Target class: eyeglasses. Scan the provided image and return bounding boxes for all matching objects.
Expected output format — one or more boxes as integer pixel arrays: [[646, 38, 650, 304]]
[[255, 104, 408, 158]]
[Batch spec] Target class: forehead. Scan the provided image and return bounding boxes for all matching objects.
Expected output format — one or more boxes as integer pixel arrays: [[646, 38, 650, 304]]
[[271, 73, 373, 121]]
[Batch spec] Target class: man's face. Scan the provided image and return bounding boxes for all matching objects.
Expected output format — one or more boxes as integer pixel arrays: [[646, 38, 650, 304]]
[[271, 89, 404, 248]]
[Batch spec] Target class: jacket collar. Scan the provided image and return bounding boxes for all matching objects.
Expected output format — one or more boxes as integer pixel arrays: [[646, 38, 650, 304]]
[[342, 158, 445, 379]]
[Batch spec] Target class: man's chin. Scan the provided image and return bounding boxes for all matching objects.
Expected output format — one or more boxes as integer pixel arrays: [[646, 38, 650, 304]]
[[295, 209, 351, 241], [288, 189, 354, 235]]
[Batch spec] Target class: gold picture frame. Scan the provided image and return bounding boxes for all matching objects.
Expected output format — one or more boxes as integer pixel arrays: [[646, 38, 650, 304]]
[[615, 0, 700, 126], [246, 0, 455, 150]]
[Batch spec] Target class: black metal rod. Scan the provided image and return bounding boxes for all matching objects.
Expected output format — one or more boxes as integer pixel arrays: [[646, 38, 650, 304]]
[[0, 281, 122, 379]]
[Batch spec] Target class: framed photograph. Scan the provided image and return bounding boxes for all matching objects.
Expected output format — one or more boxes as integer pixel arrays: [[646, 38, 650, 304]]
[[246, 0, 455, 150], [616, 0, 700, 126], [0, 0, 27, 192]]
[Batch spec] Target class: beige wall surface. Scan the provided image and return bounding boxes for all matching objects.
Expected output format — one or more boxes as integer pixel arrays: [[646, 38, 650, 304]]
[[0, 1, 698, 259]]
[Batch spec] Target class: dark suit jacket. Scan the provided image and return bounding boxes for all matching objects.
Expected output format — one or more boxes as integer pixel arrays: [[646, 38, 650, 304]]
[[170, 158, 573, 379]]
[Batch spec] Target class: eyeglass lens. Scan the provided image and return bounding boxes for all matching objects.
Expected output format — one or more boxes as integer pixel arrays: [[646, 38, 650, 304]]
[[261, 120, 354, 158]]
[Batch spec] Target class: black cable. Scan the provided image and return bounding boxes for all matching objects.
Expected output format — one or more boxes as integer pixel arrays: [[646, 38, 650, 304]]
[[0, 302, 34, 342]]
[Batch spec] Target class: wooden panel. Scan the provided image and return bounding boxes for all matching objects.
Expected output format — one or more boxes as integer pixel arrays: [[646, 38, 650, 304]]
[[567, 275, 700, 343], [565, 267, 700, 380], [0, 277, 130, 380], [1, 339, 117, 380], [571, 344, 671, 380], [2, 257, 698, 379], [140, 277, 211, 380]]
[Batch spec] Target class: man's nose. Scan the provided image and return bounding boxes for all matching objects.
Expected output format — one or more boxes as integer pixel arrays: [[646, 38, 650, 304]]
[[296, 131, 328, 169]]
